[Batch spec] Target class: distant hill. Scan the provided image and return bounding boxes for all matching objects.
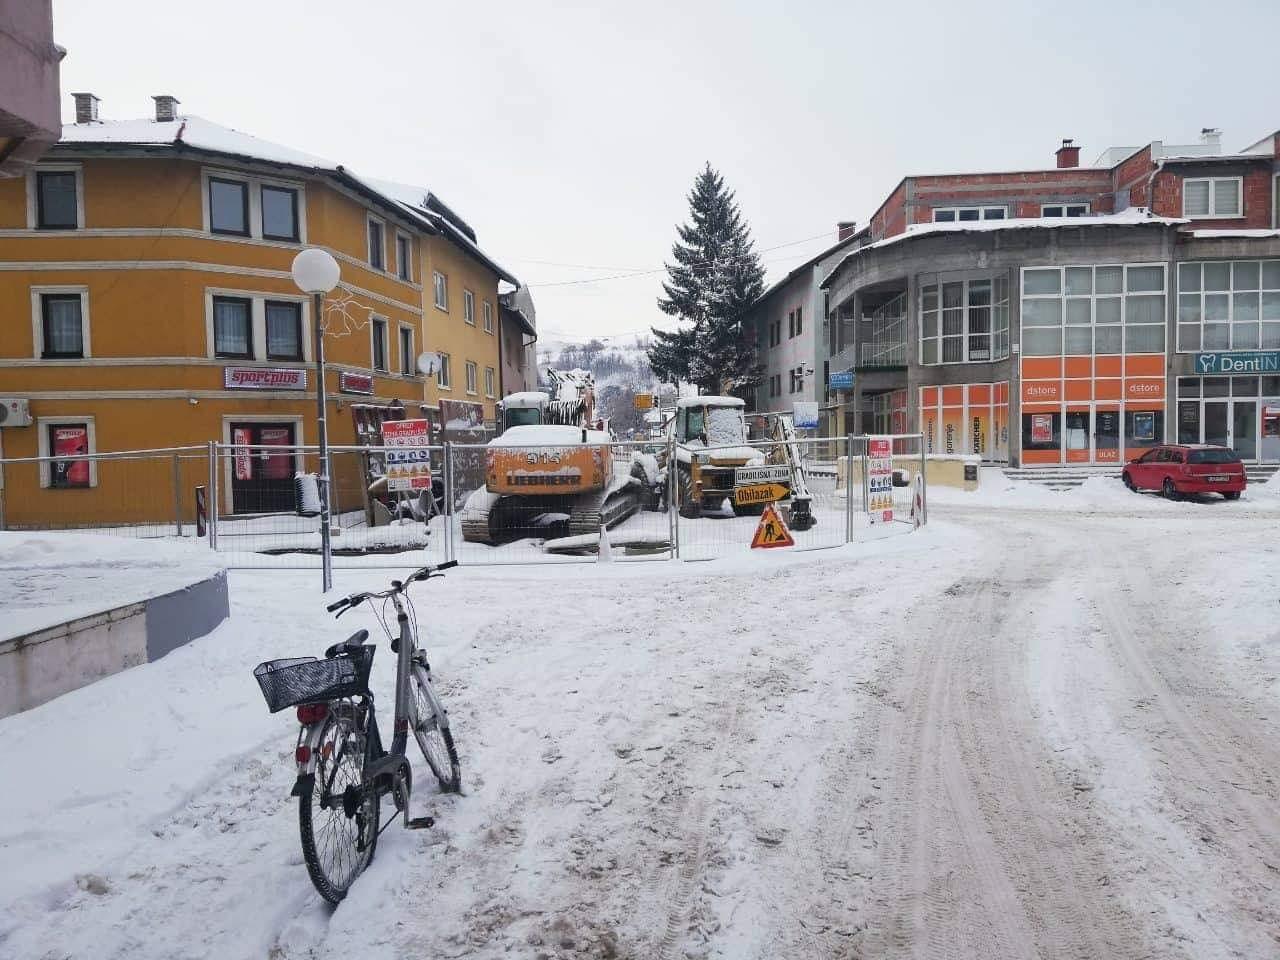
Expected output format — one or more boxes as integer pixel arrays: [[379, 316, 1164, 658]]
[[537, 333, 670, 436]]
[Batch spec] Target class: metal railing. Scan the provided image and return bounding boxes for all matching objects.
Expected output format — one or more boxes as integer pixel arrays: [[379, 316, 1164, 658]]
[[0, 432, 928, 584], [860, 339, 908, 367]]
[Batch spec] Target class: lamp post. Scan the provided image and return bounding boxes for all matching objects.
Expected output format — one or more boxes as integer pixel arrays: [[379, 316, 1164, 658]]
[[291, 248, 341, 592]]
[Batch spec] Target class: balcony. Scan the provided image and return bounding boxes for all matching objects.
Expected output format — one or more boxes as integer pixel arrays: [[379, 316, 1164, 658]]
[[860, 340, 907, 368]]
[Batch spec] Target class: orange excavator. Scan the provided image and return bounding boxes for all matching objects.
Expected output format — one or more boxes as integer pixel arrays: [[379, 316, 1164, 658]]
[[459, 369, 643, 544]]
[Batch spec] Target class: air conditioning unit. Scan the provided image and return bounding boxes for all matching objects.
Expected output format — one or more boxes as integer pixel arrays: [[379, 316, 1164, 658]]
[[0, 399, 32, 428]]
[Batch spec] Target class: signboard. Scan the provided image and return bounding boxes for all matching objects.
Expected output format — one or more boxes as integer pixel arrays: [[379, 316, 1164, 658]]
[[258, 427, 293, 480], [735, 464, 790, 486], [793, 401, 819, 430], [867, 436, 893, 523], [1195, 351, 1280, 375], [734, 483, 787, 506], [51, 425, 90, 486], [440, 399, 485, 432], [381, 419, 432, 492], [232, 427, 252, 481], [1030, 414, 1053, 444], [749, 502, 795, 549], [633, 393, 654, 410], [829, 370, 855, 391], [224, 367, 306, 390], [339, 371, 374, 394]]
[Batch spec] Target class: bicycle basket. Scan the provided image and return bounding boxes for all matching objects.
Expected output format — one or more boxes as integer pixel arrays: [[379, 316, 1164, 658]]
[[253, 646, 375, 713]]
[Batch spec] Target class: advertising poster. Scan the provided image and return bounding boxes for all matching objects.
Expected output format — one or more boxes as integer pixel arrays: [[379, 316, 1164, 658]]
[[792, 401, 819, 430], [867, 436, 894, 524], [52, 425, 90, 486], [381, 419, 433, 492], [941, 407, 964, 456], [258, 427, 293, 480], [1031, 414, 1053, 444], [233, 427, 253, 481], [1132, 411, 1156, 442]]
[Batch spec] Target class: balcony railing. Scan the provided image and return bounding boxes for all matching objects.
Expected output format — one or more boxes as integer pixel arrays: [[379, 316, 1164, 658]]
[[859, 340, 907, 368]]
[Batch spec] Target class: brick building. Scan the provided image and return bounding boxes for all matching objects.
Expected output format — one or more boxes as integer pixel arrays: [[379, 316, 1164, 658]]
[[822, 128, 1280, 468]]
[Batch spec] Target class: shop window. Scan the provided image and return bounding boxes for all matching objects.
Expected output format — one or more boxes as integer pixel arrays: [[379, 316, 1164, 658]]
[[1126, 409, 1164, 450], [213, 295, 253, 358], [1022, 412, 1061, 451], [265, 300, 303, 361], [40, 419, 95, 489], [36, 170, 80, 229], [209, 177, 249, 236], [261, 185, 299, 242]]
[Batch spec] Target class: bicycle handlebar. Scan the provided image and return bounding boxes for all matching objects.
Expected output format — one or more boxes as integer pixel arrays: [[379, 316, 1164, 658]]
[[324, 560, 458, 616]]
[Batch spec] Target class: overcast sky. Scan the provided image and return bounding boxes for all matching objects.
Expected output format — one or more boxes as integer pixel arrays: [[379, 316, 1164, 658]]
[[53, 0, 1280, 342]]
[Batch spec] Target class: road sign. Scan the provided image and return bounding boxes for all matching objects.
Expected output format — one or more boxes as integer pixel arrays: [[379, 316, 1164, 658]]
[[734, 482, 787, 506], [750, 502, 795, 549], [381, 419, 432, 492], [633, 393, 654, 409], [867, 436, 893, 524], [829, 370, 854, 390], [735, 464, 790, 485]]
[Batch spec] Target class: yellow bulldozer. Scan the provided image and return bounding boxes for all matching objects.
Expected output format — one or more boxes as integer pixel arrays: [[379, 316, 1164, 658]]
[[459, 369, 644, 544]]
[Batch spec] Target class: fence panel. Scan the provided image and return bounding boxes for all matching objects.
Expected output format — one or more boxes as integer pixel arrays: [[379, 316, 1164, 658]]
[[0, 447, 209, 540], [449, 438, 672, 566], [674, 436, 850, 560]]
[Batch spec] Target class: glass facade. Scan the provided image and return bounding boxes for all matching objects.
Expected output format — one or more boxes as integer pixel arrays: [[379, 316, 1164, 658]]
[[920, 383, 1010, 461], [1177, 375, 1280, 462], [1176, 260, 1280, 352], [920, 277, 1010, 364]]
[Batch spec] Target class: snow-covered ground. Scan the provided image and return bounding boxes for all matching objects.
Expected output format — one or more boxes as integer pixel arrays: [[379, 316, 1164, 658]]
[[2, 489, 1278, 959]]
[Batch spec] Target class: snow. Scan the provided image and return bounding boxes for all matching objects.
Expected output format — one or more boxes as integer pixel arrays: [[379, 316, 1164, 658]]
[[486, 424, 607, 446], [500, 391, 548, 408], [1187, 229, 1280, 239], [5, 490, 1280, 957], [0, 531, 224, 641], [676, 395, 744, 409]]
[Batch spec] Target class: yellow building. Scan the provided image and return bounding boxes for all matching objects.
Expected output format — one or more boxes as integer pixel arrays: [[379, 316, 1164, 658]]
[[0, 94, 517, 526]]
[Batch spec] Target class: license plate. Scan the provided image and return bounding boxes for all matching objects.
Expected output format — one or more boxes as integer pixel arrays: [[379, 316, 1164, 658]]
[[1205, 474, 1231, 482]]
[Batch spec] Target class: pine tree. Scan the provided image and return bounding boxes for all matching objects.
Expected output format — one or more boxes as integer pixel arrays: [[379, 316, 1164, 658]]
[[649, 163, 766, 395]]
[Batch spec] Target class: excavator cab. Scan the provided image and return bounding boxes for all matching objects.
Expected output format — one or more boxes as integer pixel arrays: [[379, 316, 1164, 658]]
[[499, 392, 550, 433]]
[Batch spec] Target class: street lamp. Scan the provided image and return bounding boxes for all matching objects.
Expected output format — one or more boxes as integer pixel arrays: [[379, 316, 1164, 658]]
[[291, 248, 341, 592]]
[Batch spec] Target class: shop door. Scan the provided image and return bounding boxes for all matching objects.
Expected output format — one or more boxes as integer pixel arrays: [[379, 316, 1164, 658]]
[[1232, 401, 1257, 461], [230, 422, 298, 514], [1204, 403, 1230, 449], [1094, 408, 1121, 464], [1064, 409, 1091, 464]]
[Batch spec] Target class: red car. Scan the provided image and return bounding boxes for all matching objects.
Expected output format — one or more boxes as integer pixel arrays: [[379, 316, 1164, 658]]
[[1121, 444, 1246, 500]]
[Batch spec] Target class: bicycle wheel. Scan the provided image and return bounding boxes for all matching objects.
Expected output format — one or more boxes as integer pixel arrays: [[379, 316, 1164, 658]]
[[299, 706, 379, 903], [411, 664, 461, 793]]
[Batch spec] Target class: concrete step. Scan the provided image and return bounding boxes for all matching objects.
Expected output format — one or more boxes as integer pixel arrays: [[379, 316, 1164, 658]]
[[1004, 463, 1277, 489]]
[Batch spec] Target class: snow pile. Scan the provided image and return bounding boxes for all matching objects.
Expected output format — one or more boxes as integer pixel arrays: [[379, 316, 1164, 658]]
[[487, 424, 607, 446], [0, 532, 224, 641]]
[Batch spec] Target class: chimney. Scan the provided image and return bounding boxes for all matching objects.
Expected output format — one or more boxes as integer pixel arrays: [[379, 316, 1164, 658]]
[[1200, 127, 1222, 151], [1055, 138, 1080, 169], [72, 92, 100, 124], [153, 95, 181, 123], [837, 220, 858, 241]]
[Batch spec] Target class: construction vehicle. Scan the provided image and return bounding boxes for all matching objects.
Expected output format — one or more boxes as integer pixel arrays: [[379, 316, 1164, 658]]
[[662, 396, 815, 529], [459, 368, 643, 544]]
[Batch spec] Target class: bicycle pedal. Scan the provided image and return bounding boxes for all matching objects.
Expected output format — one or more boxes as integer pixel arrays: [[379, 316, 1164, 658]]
[[407, 816, 435, 830]]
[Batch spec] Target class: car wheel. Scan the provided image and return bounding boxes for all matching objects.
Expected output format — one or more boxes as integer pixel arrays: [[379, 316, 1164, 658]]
[[1223, 491, 1241, 501], [1161, 477, 1179, 500], [1122, 472, 1137, 492]]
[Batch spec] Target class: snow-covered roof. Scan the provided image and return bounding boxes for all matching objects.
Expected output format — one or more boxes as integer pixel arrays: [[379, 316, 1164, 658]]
[[490, 424, 605, 446], [820, 208, 1186, 289], [55, 116, 519, 285], [676, 396, 745, 409]]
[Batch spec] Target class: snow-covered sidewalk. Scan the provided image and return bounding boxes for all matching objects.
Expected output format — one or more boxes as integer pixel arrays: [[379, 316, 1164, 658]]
[[1, 504, 1277, 959]]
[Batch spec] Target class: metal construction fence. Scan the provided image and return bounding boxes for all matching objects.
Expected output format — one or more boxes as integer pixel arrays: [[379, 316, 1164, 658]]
[[0, 433, 927, 580]]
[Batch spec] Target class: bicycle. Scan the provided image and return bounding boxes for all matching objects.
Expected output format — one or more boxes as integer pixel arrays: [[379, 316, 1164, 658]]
[[252, 560, 462, 903]]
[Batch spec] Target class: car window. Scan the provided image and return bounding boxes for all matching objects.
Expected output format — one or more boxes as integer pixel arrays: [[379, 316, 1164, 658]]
[[1188, 448, 1241, 464], [1166, 449, 1184, 463], [1139, 449, 1161, 463]]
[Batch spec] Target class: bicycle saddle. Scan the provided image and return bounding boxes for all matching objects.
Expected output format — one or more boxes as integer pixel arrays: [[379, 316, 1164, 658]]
[[324, 629, 369, 659]]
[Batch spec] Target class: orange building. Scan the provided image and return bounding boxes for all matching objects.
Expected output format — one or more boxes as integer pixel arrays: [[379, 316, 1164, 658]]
[[0, 95, 518, 525]]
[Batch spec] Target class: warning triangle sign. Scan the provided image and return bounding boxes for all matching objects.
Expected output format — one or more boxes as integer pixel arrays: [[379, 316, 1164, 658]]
[[750, 502, 796, 549]]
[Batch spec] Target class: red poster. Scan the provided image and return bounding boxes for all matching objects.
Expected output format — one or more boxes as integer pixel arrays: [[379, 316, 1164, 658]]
[[1031, 415, 1053, 444], [53, 426, 89, 486], [233, 427, 252, 481], [258, 427, 293, 480]]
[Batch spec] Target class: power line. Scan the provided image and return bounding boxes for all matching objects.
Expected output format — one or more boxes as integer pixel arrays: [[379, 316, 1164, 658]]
[[523, 228, 839, 289]]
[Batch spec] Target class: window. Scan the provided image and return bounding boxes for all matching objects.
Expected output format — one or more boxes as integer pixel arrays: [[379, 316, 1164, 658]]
[[484, 366, 496, 397], [1178, 260, 1280, 352], [371, 317, 388, 371], [39, 293, 86, 358], [483, 300, 494, 333], [260, 185, 299, 241], [212, 296, 253, 358], [437, 353, 452, 389], [1183, 177, 1242, 218], [795, 306, 803, 337], [36, 171, 79, 229], [41, 420, 95, 489], [399, 325, 414, 375], [464, 290, 476, 325], [209, 177, 249, 236], [768, 319, 781, 347], [367, 217, 385, 270], [1042, 203, 1089, 218], [919, 278, 1010, 364], [789, 366, 804, 393], [1019, 264, 1166, 357], [933, 206, 1006, 222], [264, 300, 303, 361], [433, 271, 448, 310], [465, 360, 478, 394], [788, 310, 795, 338], [396, 233, 413, 282]]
